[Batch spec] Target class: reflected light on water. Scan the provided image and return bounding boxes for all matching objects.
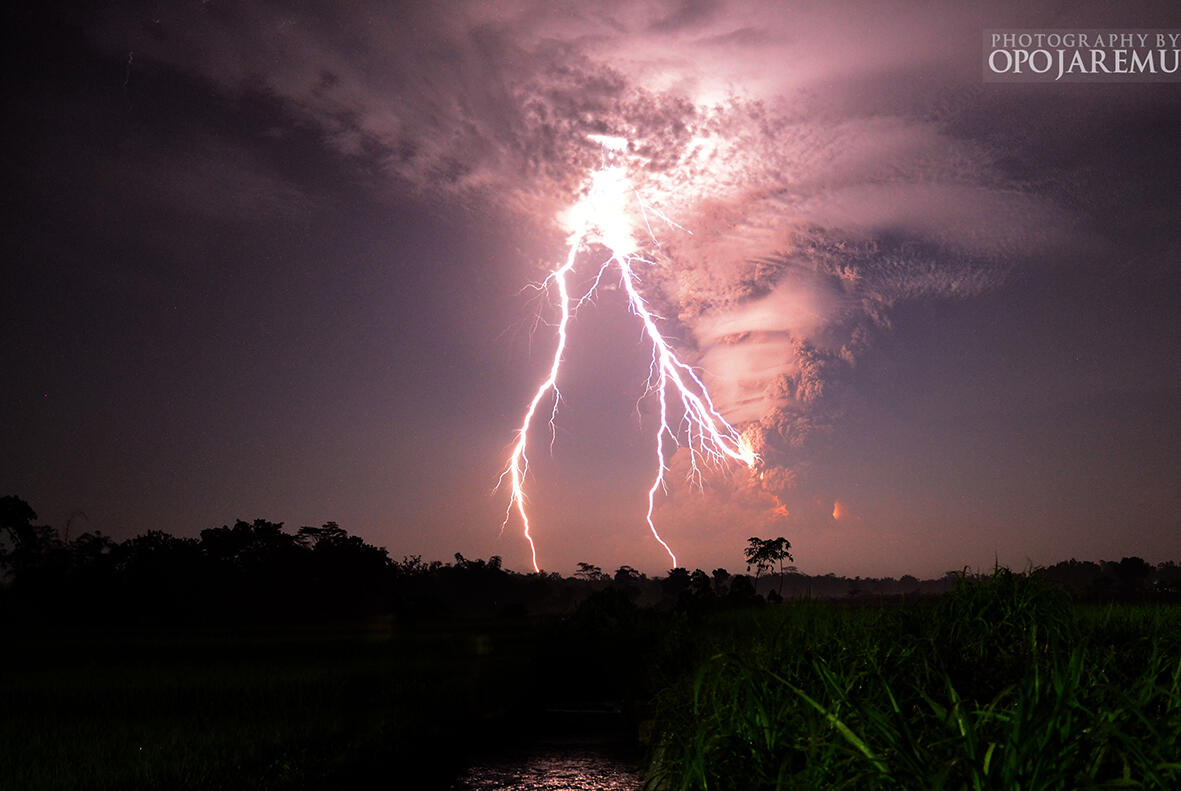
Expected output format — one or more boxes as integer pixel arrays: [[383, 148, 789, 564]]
[[451, 747, 644, 791]]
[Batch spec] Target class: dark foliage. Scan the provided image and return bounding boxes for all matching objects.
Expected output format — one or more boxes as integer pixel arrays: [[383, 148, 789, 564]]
[[2, 496, 1177, 629], [1, 497, 394, 624], [653, 570, 1181, 791]]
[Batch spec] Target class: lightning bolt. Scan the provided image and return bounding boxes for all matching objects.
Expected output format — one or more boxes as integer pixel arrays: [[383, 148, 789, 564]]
[[499, 136, 757, 573]]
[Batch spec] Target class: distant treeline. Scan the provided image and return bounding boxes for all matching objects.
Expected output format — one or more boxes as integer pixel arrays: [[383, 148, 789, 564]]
[[2, 495, 1177, 624]]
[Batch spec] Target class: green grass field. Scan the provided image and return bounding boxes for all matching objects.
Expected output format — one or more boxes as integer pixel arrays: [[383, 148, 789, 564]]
[[648, 571, 1181, 790]]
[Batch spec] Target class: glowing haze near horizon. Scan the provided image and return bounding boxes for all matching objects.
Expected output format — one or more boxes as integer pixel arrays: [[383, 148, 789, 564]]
[[2, 0, 1179, 578]]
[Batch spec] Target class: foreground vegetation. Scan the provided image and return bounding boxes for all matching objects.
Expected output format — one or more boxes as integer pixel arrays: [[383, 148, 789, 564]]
[[4, 496, 1179, 789], [3, 571, 1179, 790], [648, 570, 1181, 790]]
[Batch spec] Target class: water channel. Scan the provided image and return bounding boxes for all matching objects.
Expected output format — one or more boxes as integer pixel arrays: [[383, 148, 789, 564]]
[[449, 705, 646, 791]]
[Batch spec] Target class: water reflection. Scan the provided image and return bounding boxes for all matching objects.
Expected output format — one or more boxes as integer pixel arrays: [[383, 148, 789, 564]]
[[451, 746, 644, 791]]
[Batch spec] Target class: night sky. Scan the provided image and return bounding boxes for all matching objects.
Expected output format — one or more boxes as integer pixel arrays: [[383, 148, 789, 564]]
[[4, 1, 1179, 578]]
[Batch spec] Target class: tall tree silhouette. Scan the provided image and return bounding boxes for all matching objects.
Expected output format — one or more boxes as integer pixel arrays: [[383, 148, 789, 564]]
[[745, 536, 794, 597]]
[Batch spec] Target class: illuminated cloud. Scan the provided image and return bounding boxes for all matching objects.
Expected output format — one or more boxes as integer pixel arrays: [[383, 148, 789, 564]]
[[91, 0, 1080, 544]]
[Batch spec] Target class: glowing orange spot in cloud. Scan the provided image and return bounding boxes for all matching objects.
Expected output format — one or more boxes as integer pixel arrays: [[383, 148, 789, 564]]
[[832, 501, 843, 520], [771, 495, 789, 520]]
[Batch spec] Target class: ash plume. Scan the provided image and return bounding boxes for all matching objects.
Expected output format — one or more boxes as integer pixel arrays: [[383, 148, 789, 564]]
[[95, 0, 1076, 507]]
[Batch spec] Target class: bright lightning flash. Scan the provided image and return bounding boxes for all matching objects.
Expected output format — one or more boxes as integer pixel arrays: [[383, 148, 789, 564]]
[[499, 136, 757, 573]]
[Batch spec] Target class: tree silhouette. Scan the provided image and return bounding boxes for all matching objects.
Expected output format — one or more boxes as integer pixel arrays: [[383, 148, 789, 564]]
[[613, 565, 642, 584], [689, 569, 713, 598], [0, 495, 65, 597], [574, 562, 606, 582], [1113, 556, 1153, 600], [201, 519, 299, 566], [711, 568, 731, 596], [744, 536, 794, 597], [0, 495, 39, 552], [296, 521, 350, 550], [726, 574, 759, 605], [662, 567, 692, 598]]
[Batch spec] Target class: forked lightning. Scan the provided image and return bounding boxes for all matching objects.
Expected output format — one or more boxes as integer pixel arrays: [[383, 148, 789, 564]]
[[499, 136, 756, 572]]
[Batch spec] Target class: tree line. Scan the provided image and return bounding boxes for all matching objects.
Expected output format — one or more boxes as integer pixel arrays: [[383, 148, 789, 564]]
[[2, 495, 1177, 625]]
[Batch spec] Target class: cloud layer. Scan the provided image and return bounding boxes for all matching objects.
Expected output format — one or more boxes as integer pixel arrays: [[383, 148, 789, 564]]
[[95, 0, 1079, 515]]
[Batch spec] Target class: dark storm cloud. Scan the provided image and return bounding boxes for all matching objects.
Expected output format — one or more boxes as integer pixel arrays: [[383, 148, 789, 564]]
[[87, 0, 1178, 522]]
